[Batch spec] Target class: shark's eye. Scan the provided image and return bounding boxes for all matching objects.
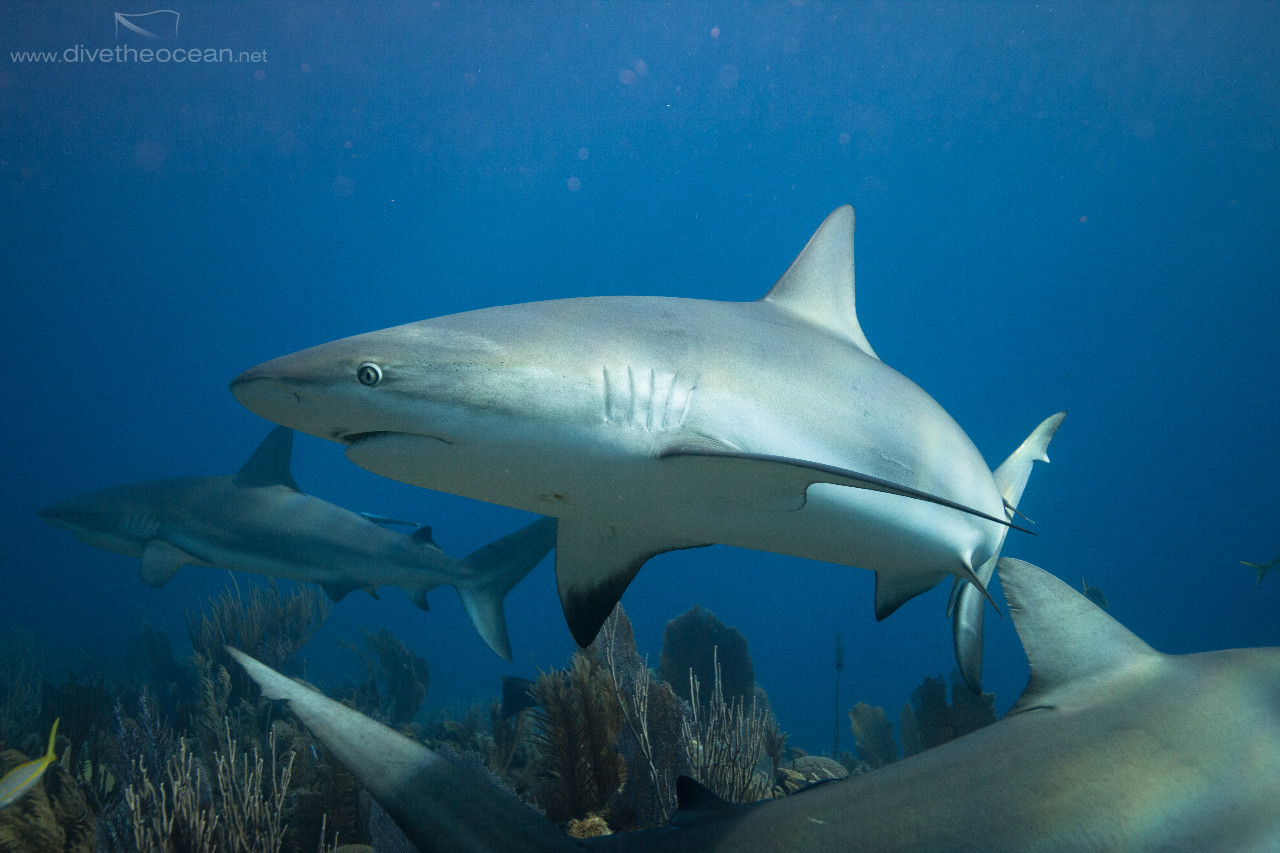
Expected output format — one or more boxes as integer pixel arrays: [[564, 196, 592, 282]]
[[356, 362, 383, 387]]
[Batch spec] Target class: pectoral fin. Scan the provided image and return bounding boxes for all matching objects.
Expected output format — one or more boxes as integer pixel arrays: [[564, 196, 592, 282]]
[[659, 444, 1025, 531], [555, 519, 707, 647], [139, 540, 199, 587]]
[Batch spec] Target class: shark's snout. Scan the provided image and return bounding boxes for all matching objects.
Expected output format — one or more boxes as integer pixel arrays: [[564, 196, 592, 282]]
[[230, 369, 304, 419], [231, 359, 375, 444], [36, 503, 87, 532]]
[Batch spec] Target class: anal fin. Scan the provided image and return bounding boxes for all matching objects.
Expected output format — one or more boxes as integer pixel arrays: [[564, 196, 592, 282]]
[[873, 568, 949, 620], [555, 519, 707, 647]]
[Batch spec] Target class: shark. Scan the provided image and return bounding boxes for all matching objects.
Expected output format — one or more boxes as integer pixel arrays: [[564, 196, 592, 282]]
[[37, 427, 556, 660], [1240, 556, 1280, 586], [229, 557, 1280, 852], [230, 205, 1063, 681]]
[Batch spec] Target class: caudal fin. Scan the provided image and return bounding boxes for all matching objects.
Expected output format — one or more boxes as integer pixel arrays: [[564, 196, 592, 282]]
[[952, 411, 1066, 693], [453, 517, 558, 661]]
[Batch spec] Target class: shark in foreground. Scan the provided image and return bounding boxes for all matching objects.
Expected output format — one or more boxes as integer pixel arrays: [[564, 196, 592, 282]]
[[230, 205, 1064, 680], [37, 427, 555, 660], [230, 557, 1280, 852]]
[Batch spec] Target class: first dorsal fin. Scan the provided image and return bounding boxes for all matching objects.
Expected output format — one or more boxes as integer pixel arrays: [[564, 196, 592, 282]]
[[1000, 558, 1161, 715], [759, 205, 879, 359], [234, 427, 300, 491]]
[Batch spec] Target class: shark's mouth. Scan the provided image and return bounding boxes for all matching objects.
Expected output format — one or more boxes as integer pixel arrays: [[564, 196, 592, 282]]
[[343, 430, 458, 448], [341, 431, 388, 445], [344, 431, 464, 491]]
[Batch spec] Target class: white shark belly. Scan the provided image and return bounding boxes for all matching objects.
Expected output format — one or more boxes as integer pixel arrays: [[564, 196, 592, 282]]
[[347, 431, 1000, 579]]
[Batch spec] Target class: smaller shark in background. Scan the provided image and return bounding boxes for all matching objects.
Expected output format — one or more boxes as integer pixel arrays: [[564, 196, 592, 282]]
[[1240, 556, 1280, 587], [37, 427, 556, 660], [231, 557, 1280, 851]]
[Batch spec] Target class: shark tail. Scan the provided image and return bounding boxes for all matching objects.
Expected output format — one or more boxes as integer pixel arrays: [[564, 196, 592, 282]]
[[225, 647, 574, 853], [447, 517, 558, 661], [951, 411, 1066, 693]]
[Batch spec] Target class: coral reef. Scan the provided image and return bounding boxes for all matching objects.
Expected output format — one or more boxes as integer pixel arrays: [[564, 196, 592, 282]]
[[567, 814, 612, 838], [593, 606, 691, 829], [185, 580, 331, 770], [900, 670, 997, 757], [0, 744, 97, 853], [681, 648, 780, 803], [286, 732, 371, 850], [335, 628, 430, 726], [770, 754, 849, 797], [186, 580, 331, 703], [97, 688, 177, 852], [500, 675, 538, 718], [485, 698, 532, 778], [3, 599, 386, 853], [659, 605, 755, 710], [528, 651, 626, 825], [0, 625, 42, 751], [139, 623, 195, 709], [848, 701, 899, 768], [1, 555, 1014, 851], [122, 727, 293, 853], [44, 676, 118, 813]]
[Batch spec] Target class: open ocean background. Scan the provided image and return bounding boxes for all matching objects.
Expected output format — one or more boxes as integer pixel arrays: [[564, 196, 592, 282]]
[[3, 1, 1278, 755]]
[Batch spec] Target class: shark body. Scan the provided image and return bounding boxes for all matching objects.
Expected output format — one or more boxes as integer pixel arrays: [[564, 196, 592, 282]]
[[231, 558, 1280, 852], [37, 427, 555, 659], [1241, 556, 1280, 586], [231, 206, 1061, 675]]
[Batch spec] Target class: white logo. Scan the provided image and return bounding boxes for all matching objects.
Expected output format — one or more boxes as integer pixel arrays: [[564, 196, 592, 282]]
[[114, 10, 180, 40]]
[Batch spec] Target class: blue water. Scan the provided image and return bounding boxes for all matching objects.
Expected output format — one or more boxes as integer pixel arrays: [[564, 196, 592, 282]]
[[3, 2, 1278, 756]]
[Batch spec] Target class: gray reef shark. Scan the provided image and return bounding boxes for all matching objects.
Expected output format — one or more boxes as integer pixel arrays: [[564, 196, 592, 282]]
[[1240, 556, 1280, 586], [230, 205, 1063, 681], [37, 427, 555, 660], [229, 557, 1280, 852]]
